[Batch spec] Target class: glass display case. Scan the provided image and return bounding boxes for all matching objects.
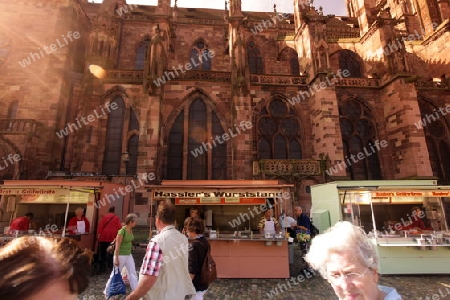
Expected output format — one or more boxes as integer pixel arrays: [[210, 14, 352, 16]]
[[311, 180, 450, 275]]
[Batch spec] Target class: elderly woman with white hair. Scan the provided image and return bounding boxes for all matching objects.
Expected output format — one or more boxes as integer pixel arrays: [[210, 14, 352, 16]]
[[305, 221, 401, 300], [68, 207, 90, 235]]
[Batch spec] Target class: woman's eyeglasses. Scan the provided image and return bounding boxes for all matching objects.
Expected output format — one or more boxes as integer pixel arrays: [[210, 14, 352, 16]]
[[328, 267, 370, 284]]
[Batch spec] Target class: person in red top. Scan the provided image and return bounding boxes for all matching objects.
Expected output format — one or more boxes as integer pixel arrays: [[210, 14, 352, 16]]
[[410, 206, 426, 230], [97, 206, 122, 272], [68, 207, 90, 234], [10, 213, 34, 232]]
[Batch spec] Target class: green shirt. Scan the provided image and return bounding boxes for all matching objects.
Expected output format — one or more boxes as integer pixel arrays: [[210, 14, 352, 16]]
[[118, 227, 134, 255]]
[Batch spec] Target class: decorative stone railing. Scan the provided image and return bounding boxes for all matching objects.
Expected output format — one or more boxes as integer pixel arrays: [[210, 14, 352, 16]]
[[414, 80, 450, 90], [326, 26, 360, 40], [334, 78, 381, 88], [250, 75, 307, 86], [102, 70, 309, 86], [0, 119, 37, 135], [177, 70, 231, 82], [175, 18, 226, 26], [103, 70, 144, 84], [258, 159, 322, 176]]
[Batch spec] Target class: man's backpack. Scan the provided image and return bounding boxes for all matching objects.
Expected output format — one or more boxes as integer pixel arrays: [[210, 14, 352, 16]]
[[195, 240, 217, 286]]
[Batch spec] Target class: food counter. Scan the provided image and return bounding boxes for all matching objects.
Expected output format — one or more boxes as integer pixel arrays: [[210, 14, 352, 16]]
[[310, 180, 450, 275], [147, 180, 293, 278], [0, 180, 130, 251], [208, 234, 289, 278]]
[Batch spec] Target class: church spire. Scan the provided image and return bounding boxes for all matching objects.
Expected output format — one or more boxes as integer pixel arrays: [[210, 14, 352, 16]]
[[229, 0, 243, 18]]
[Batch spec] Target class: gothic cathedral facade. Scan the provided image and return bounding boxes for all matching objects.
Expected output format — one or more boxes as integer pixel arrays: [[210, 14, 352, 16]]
[[0, 0, 449, 212]]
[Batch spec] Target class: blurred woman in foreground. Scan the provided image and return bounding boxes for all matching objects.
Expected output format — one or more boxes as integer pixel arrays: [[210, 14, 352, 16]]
[[0, 236, 91, 300], [305, 221, 401, 300]]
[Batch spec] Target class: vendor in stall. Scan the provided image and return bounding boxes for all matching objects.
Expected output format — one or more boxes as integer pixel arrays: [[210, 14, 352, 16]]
[[182, 207, 202, 235], [258, 208, 280, 235], [409, 206, 426, 230], [10, 212, 34, 232], [68, 207, 90, 234]]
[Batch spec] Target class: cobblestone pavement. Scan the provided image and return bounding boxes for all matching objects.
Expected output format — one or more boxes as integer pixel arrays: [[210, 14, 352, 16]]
[[79, 247, 450, 300]]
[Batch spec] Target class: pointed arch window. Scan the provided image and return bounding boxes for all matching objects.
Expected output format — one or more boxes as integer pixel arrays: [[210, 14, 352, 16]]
[[339, 100, 382, 179], [248, 41, 264, 74], [166, 98, 227, 180], [126, 109, 139, 175], [103, 97, 125, 175], [339, 50, 362, 78], [7, 101, 18, 119], [280, 48, 300, 75], [135, 38, 150, 70], [189, 40, 212, 70], [418, 100, 450, 183], [257, 98, 302, 159]]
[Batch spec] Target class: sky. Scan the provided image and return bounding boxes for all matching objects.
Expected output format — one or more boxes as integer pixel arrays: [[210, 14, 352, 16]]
[[92, 0, 347, 16]]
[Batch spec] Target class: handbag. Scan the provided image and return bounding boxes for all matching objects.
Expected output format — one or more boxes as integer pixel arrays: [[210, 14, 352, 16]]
[[107, 267, 126, 299], [106, 227, 125, 255], [106, 239, 116, 255]]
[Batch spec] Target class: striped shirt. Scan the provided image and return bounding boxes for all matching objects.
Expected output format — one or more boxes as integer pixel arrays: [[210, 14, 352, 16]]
[[140, 241, 163, 276]]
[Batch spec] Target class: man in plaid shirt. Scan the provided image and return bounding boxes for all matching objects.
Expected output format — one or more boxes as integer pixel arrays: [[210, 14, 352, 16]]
[[126, 201, 195, 300]]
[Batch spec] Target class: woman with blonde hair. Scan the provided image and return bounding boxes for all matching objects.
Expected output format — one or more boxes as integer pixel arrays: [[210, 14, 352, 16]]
[[305, 221, 401, 300], [103, 213, 139, 298]]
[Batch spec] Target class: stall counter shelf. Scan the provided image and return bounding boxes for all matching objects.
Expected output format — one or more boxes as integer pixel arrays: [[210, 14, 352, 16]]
[[0, 233, 95, 250], [371, 233, 450, 274], [207, 233, 290, 278]]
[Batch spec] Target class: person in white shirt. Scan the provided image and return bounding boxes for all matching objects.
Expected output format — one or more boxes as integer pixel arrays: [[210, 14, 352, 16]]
[[278, 212, 296, 236]]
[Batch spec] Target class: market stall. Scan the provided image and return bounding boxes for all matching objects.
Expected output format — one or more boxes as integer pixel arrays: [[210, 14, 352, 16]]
[[310, 180, 450, 275], [0, 180, 129, 251], [148, 180, 293, 278]]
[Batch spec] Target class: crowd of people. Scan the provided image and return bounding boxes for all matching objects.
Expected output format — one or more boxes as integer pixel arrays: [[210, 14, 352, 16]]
[[2, 202, 402, 300]]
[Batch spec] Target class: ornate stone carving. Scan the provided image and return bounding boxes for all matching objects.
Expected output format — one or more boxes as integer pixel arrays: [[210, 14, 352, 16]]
[[250, 75, 307, 86], [0, 119, 37, 135], [104, 70, 144, 84], [178, 70, 232, 82], [334, 78, 381, 88], [145, 25, 166, 94], [326, 26, 360, 41], [415, 80, 450, 90], [259, 159, 322, 176]]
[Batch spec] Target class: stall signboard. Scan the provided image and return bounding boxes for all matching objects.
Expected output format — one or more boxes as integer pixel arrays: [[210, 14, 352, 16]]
[[16, 190, 89, 204], [0, 188, 70, 196], [154, 190, 280, 205], [338, 190, 450, 205], [372, 190, 450, 197]]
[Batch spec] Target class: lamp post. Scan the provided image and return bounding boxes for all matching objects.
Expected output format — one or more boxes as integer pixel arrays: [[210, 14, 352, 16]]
[[122, 151, 131, 214]]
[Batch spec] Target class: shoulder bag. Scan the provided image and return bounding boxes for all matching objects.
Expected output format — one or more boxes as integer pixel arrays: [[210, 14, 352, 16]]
[[106, 227, 125, 255], [195, 239, 217, 286]]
